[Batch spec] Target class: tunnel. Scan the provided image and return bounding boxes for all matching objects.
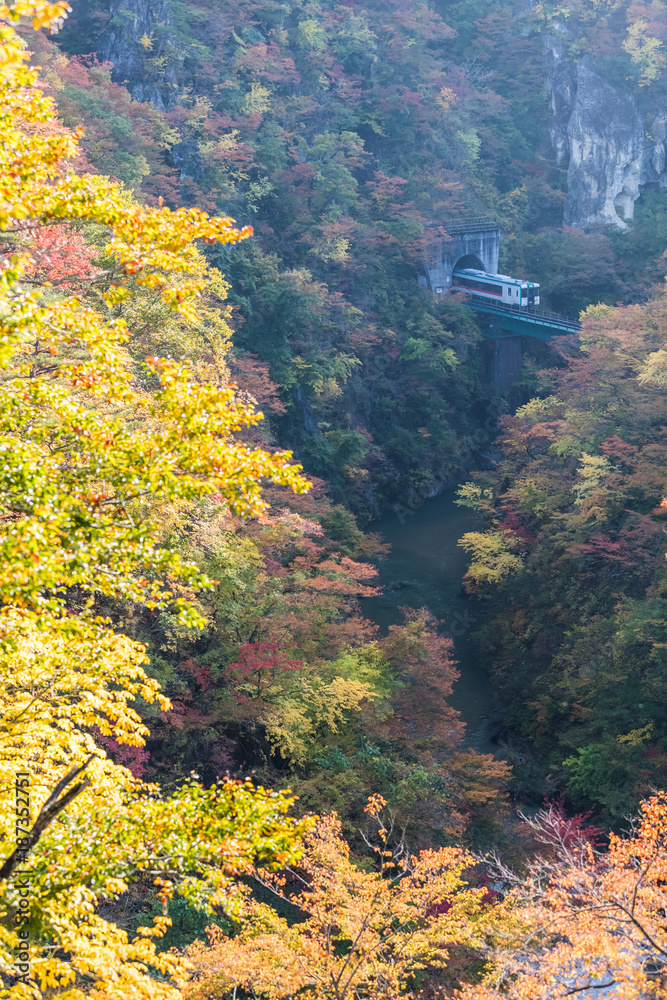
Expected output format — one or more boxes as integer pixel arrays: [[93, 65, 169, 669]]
[[454, 253, 485, 272], [424, 220, 500, 293]]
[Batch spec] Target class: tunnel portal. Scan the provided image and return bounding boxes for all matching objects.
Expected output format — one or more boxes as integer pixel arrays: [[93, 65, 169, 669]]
[[423, 218, 500, 294], [453, 253, 485, 272]]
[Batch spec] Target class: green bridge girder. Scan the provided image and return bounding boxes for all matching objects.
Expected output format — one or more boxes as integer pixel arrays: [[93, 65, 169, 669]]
[[465, 300, 581, 341]]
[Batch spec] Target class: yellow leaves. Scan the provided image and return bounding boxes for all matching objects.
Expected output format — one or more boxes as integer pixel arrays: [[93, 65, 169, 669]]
[[186, 805, 492, 1000], [623, 13, 666, 85], [458, 530, 524, 589], [137, 914, 173, 937], [254, 664, 377, 765], [102, 283, 130, 307], [514, 394, 560, 420], [435, 85, 457, 113], [295, 18, 326, 51], [0, 0, 69, 29], [618, 721, 654, 746], [455, 481, 496, 515], [243, 81, 273, 116], [637, 347, 667, 386], [572, 452, 613, 507], [0, 4, 316, 998], [0, 610, 163, 763], [103, 876, 128, 896]]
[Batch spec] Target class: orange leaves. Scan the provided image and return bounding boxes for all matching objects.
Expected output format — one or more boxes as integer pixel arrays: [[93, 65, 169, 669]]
[[153, 876, 174, 905], [186, 802, 491, 1000], [465, 792, 667, 1000], [364, 792, 387, 816], [25, 222, 98, 286]]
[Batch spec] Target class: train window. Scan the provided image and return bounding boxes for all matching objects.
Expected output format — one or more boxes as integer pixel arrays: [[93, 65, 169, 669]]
[[508, 289, 512, 296], [454, 275, 502, 294]]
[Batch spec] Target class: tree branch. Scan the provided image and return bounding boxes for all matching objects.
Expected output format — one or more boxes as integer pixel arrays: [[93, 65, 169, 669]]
[[563, 983, 616, 996], [0, 755, 96, 881]]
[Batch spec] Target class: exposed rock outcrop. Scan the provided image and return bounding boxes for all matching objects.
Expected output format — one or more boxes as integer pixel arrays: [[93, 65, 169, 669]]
[[544, 33, 576, 167], [565, 58, 644, 227], [97, 0, 180, 111], [544, 43, 667, 228], [170, 140, 206, 182]]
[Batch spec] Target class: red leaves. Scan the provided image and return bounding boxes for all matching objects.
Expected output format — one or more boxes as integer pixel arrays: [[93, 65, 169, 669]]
[[533, 798, 604, 853], [377, 608, 464, 750], [235, 41, 301, 86], [600, 434, 640, 465], [567, 534, 632, 563], [27, 222, 98, 286], [228, 354, 287, 417], [497, 505, 536, 546], [228, 641, 304, 698], [96, 731, 149, 778], [182, 657, 212, 692]]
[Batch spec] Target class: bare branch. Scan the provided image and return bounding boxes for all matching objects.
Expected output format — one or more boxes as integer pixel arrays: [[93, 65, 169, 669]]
[[562, 982, 616, 996], [0, 755, 96, 881]]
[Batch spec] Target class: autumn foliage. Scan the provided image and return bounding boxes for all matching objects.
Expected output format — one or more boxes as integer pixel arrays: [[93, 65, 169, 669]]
[[458, 292, 667, 819], [0, 2, 311, 996], [468, 792, 667, 999], [186, 796, 493, 1000]]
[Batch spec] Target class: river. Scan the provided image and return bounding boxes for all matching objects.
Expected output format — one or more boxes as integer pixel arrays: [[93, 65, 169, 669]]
[[362, 492, 498, 748]]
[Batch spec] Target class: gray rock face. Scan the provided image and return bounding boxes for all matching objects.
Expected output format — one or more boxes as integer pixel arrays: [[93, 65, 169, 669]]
[[97, 0, 179, 111], [170, 140, 206, 182], [544, 33, 576, 167], [565, 58, 644, 227], [544, 45, 667, 228]]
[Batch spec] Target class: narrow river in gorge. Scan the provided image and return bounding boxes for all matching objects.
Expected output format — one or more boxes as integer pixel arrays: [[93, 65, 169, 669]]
[[362, 492, 499, 750]]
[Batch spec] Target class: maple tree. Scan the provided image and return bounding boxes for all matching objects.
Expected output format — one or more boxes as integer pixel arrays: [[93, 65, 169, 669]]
[[456, 287, 667, 819], [48, 0, 513, 518], [185, 795, 495, 1000], [465, 792, 667, 999], [33, 0, 666, 523]]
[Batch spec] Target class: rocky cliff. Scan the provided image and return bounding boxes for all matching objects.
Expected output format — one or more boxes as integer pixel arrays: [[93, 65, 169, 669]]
[[545, 40, 667, 229], [96, 0, 180, 111]]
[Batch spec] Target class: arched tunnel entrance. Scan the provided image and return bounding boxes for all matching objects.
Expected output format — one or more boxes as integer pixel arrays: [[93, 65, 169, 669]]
[[424, 219, 500, 292], [454, 253, 485, 272]]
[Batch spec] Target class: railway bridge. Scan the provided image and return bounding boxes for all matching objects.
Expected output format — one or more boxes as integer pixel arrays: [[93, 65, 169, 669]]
[[423, 218, 581, 389]]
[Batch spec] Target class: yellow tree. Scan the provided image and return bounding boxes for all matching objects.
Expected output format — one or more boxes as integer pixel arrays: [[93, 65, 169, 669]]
[[186, 796, 494, 1000], [0, 2, 312, 997]]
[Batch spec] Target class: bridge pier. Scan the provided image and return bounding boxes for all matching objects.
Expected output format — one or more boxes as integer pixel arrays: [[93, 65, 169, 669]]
[[487, 336, 522, 392]]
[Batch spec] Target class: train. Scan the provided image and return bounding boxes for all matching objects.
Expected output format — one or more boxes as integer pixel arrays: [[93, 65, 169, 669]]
[[451, 267, 540, 307]]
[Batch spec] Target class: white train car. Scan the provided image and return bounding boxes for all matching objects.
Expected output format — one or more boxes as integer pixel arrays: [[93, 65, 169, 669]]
[[451, 267, 540, 307]]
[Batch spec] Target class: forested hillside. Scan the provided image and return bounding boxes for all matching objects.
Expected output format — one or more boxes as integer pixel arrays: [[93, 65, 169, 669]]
[[4, 0, 667, 996], [458, 291, 667, 822], [21, 0, 664, 517]]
